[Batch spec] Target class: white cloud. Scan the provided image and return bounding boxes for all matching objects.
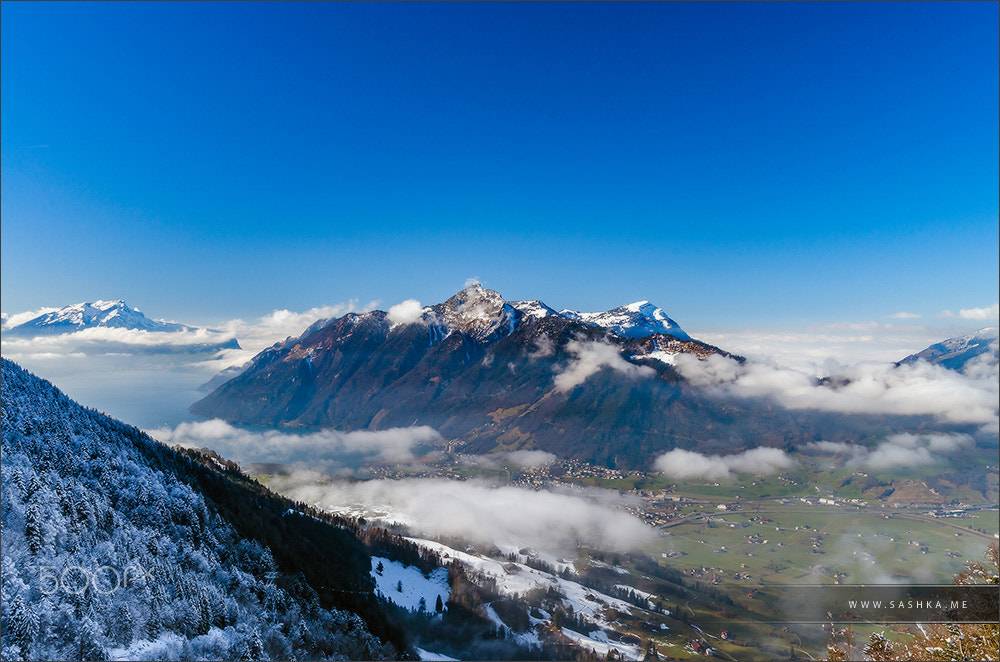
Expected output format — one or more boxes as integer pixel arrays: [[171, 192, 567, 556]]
[[804, 433, 973, 470], [146, 419, 441, 471], [528, 335, 555, 359], [889, 312, 921, 319], [0, 306, 60, 329], [464, 277, 482, 288], [939, 303, 1000, 320], [268, 475, 655, 555], [554, 339, 655, 390], [503, 450, 558, 468], [387, 299, 426, 326], [653, 447, 797, 480], [671, 353, 998, 428], [217, 300, 379, 358]]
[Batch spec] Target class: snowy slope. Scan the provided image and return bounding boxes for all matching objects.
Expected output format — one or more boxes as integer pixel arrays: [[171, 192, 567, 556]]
[[370, 557, 450, 614], [509, 299, 560, 320], [429, 284, 520, 342], [405, 537, 649, 661], [559, 301, 692, 341], [899, 327, 999, 374]]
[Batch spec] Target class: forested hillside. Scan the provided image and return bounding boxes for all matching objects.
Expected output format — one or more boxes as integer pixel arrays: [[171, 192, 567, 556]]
[[0, 358, 404, 661]]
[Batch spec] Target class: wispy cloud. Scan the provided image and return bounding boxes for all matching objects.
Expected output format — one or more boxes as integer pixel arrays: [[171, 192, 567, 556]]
[[1, 306, 61, 329], [217, 300, 379, 357], [554, 339, 655, 390], [653, 447, 797, 480], [804, 432, 973, 470], [146, 419, 441, 472], [455, 450, 558, 470], [889, 312, 920, 319], [939, 303, 1000, 321]]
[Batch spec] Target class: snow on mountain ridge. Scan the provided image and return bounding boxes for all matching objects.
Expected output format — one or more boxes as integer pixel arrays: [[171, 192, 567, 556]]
[[558, 301, 692, 341], [400, 287, 692, 342], [430, 284, 520, 341], [899, 327, 999, 375], [509, 299, 560, 320], [3, 299, 197, 336]]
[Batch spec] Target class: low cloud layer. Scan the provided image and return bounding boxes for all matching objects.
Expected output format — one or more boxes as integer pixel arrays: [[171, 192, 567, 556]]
[[0, 325, 237, 356], [671, 352, 998, 430], [654, 447, 797, 480], [804, 432, 973, 470], [695, 319, 993, 374], [269, 475, 655, 555], [455, 450, 558, 470], [147, 419, 441, 473], [554, 339, 655, 390]]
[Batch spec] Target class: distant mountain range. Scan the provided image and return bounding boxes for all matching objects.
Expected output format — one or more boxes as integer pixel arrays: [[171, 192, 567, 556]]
[[191, 285, 933, 468], [899, 327, 999, 374], [2, 300, 195, 336], [2, 300, 240, 353]]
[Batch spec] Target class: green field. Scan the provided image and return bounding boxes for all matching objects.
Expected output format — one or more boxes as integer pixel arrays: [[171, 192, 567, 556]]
[[647, 508, 995, 586]]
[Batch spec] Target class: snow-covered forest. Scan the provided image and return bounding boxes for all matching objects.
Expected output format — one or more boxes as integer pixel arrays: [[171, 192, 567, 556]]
[[0, 358, 401, 661]]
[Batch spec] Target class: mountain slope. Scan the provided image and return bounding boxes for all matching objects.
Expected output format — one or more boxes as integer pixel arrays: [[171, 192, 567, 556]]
[[899, 327, 999, 374], [0, 358, 404, 661], [191, 286, 919, 468]]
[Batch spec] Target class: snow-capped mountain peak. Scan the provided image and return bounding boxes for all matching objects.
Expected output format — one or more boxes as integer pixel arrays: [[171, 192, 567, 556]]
[[425, 289, 691, 341], [558, 301, 691, 341], [509, 299, 560, 320], [3, 300, 193, 336], [431, 285, 519, 341]]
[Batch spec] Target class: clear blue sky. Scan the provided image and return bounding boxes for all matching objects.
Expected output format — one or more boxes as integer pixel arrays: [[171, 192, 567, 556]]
[[2, 1, 997, 329]]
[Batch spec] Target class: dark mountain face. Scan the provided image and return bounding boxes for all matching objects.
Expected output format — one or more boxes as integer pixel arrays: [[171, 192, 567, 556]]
[[190, 286, 931, 469]]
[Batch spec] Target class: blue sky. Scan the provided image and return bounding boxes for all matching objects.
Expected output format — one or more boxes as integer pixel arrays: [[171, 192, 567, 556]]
[[2, 1, 997, 334]]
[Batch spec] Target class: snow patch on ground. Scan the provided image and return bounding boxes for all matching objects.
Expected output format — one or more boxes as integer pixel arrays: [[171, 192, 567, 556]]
[[634, 350, 679, 365], [560, 627, 644, 661], [415, 647, 460, 661], [371, 557, 450, 614], [495, 542, 577, 575]]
